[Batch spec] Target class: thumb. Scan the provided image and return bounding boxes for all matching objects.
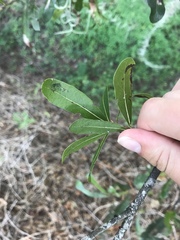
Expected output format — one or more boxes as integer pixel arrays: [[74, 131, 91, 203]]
[[118, 129, 180, 185]]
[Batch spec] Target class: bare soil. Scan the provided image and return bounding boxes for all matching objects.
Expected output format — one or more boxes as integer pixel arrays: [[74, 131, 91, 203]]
[[0, 68, 179, 240]]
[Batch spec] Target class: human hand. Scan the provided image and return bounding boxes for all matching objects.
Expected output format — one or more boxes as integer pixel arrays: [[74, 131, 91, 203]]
[[118, 79, 180, 185]]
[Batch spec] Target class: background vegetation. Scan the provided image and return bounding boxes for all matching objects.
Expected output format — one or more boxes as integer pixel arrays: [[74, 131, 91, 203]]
[[0, 0, 179, 101]]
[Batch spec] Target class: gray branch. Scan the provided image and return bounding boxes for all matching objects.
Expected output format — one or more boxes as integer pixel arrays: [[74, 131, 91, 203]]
[[81, 167, 161, 240]]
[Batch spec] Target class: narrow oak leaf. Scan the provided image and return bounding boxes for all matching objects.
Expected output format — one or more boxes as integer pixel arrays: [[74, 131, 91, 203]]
[[62, 133, 106, 162], [88, 133, 108, 181], [99, 87, 110, 121], [42, 78, 106, 120], [113, 57, 135, 126], [69, 118, 124, 135]]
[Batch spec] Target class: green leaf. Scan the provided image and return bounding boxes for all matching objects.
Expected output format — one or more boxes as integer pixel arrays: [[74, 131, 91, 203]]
[[75, 180, 107, 198], [42, 79, 106, 120], [0, 0, 5, 5], [62, 133, 106, 162], [159, 179, 173, 200], [147, 0, 165, 23], [133, 93, 152, 99], [113, 57, 135, 126], [52, 9, 63, 21], [133, 172, 150, 189], [105, 197, 131, 221], [31, 18, 40, 31], [88, 133, 108, 180], [164, 211, 176, 231], [141, 217, 169, 239], [75, 0, 83, 11], [69, 118, 124, 135], [136, 214, 145, 236], [99, 87, 110, 121], [87, 174, 107, 194], [13, 111, 35, 129]]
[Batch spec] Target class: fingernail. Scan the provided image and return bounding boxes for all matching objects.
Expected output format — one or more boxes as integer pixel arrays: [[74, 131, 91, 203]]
[[117, 136, 141, 153]]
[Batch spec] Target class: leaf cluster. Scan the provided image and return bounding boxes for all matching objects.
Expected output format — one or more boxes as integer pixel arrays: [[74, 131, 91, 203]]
[[42, 57, 137, 181]]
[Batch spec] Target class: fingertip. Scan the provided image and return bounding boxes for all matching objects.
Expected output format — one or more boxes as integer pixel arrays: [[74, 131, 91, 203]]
[[117, 136, 141, 154]]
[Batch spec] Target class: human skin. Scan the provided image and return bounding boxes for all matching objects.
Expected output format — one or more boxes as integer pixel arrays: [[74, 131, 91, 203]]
[[118, 79, 180, 185]]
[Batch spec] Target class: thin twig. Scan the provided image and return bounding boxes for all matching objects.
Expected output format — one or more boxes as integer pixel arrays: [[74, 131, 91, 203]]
[[81, 167, 161, 240]]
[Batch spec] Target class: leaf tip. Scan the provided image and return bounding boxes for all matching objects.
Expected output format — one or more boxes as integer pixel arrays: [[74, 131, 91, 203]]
[[87, 173, 92, 183], [61, 152, 67, 163]]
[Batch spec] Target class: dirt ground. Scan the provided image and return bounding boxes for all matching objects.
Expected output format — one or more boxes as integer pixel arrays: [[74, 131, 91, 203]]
[[0, 68, 179, 240]]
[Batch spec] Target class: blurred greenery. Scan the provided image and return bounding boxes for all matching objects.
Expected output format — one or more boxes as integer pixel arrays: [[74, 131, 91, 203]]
[[0, 1, 179, 104], [12, 111, 35, 129]]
